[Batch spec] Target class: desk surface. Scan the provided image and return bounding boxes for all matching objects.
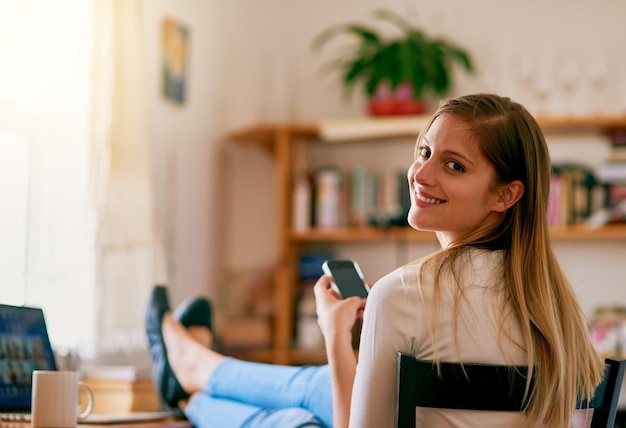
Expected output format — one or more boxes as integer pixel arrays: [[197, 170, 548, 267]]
[[0, 418, 192, 428]]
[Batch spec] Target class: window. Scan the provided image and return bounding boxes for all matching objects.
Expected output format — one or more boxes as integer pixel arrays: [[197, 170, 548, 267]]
[[0, 0, 97, 354], [0, 129, 30, 304]]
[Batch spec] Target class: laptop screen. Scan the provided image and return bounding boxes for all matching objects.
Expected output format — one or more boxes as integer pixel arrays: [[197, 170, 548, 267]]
[[0, 304, 57, 411]]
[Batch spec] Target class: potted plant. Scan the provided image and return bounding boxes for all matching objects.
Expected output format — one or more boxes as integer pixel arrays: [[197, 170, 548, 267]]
[[312, 9, 475, 116]]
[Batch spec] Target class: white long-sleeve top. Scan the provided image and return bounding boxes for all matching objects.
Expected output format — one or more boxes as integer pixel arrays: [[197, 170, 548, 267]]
[[349, 248, 529, 428]]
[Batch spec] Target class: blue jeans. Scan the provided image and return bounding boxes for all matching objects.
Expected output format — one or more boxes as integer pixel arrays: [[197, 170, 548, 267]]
[[183, 358, 333, 428]]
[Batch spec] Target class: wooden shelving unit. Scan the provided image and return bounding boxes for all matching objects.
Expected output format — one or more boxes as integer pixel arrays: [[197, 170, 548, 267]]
[[230, 114, 626, 365]]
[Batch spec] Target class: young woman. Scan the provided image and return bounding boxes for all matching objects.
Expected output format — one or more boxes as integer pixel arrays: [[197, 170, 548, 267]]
[[146, 93, 604, 428]]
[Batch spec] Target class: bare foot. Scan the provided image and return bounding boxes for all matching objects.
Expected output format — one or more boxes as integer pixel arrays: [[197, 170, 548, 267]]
[[186, 325, 212, 348], [162, 313, 225, 394]]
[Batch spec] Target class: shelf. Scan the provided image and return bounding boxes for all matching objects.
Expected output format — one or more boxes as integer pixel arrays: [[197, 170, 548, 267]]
[[230, 114, 626, 149], [290, 227, 435, 243], [535, 115, 626, 130], [290, 224, 626, 243], [548, 224, 626, 240], [228, 116, 626, 366], [230, 123, 318, 156]]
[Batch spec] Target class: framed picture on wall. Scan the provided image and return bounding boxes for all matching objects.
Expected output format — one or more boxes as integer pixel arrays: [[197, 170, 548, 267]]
[[161, 17, 189, 104]]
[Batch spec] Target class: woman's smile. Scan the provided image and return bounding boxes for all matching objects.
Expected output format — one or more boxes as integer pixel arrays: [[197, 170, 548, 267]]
[[414, 190, 444, 205]]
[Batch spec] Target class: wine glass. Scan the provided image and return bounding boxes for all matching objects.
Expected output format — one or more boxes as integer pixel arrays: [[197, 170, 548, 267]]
[[556, 59, 581, 115], [513, 53, 537, 112], [586, 53, 609, 115]]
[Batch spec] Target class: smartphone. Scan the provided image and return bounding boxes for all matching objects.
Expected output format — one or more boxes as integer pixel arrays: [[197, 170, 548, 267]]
[[322, 259, 369, 299]]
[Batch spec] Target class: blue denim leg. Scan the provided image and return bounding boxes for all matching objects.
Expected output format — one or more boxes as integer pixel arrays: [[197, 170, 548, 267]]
[[183, 357, 332, 428], [185, 393, 323, 428]]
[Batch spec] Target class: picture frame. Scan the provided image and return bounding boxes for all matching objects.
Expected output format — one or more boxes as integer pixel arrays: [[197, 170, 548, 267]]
[[161, 17, 189, 104]]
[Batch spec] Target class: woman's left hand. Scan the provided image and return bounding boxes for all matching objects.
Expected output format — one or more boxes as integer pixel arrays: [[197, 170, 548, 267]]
[[313, 275, 366, 341]]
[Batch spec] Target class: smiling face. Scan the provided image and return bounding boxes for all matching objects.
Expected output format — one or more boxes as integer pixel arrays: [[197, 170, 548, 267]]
[[407, 115, 515, 248]]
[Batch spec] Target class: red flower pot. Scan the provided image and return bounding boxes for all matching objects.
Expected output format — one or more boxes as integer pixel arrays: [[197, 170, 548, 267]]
[[367, 82, 428, 116]]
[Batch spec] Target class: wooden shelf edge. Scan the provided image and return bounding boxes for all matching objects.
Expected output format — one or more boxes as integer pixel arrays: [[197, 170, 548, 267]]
[[229, 115, 626, 148], [230, 123, 319, 158], [535, 115, 626, 130], [290, 224, 626, 243], [549, 224, 626, 240], [291, 227, 391, 242], [230, 123, 319, 144], [290, 227, 436, 243]]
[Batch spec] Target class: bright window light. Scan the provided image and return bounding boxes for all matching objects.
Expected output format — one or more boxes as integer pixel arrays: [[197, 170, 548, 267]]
[[0, 0, 96, 353], [0, 129, 30, 305]]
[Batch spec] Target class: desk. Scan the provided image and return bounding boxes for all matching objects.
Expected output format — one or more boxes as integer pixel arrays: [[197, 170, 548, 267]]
[[0, 418, 192, 428]]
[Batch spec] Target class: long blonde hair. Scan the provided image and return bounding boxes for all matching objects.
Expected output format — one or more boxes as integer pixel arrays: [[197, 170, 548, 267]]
[[414, 93, 604, 427]]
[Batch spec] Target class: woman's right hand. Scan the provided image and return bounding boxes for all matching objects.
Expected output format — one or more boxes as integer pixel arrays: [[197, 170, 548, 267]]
[[313, 275, 366, 341]]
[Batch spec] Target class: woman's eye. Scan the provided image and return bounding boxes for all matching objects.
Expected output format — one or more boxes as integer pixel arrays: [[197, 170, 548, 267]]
[[417, 146, 431, 159], [445, 161, 465, 172]]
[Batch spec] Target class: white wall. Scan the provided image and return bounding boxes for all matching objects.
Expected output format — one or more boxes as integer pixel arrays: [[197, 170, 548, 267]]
[[141, 0, 626, 315], [143, 1, 228, 304]]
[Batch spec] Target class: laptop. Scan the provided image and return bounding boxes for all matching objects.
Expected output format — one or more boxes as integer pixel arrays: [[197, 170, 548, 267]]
[[0, 303, 57, 421], [0, 304, 178, 425]]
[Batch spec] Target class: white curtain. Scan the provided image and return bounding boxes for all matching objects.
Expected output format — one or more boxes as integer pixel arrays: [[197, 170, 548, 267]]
[[0, 0, 98, 351], [92, 0, 167, 364], [0, 0, 166, 364]]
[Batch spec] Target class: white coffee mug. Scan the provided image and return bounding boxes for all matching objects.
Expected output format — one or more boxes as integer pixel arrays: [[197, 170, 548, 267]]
[[31, 370, 94, 427]]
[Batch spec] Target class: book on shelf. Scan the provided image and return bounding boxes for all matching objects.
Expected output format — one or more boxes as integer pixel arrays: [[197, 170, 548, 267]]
[[549, 164, 599, 226], [607, 129, 626, 146], [350, 166, 376, 227], [314, 167, 343, 229], [605, 184, 626, 223], [305, 165, 409, 230], [606, 128, 626, 161], [597, 160, 626, 183], [298, 252, 332, 281], [292, 172, 313, 230]]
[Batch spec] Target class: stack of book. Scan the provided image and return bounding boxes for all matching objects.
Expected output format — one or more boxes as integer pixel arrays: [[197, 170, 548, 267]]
[[548, 164, 598, 226], [80, 365, 160, 414], [594, 130, 626, 224], [293, 165, 410, 230]]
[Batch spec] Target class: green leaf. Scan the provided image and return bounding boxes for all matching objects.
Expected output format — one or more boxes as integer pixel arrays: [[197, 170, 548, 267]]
[[312, 24, 382, 52], [311, 8, 475, 102]]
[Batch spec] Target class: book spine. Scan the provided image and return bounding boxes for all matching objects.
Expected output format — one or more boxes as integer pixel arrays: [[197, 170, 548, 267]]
[[292, 173, 312, 231], [350, 166, 368, 227], [314, 167, 342, 229]]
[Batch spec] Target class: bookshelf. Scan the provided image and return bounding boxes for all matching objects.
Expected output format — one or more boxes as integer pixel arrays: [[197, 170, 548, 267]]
[[230, 114, 626, 365]]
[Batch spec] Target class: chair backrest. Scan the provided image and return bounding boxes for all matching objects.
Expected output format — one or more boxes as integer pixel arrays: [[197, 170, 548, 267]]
[[396, 352, 626, 428]]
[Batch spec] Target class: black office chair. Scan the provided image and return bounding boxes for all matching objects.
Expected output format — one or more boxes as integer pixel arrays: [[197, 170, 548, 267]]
[[396, 352, 626, 428]]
